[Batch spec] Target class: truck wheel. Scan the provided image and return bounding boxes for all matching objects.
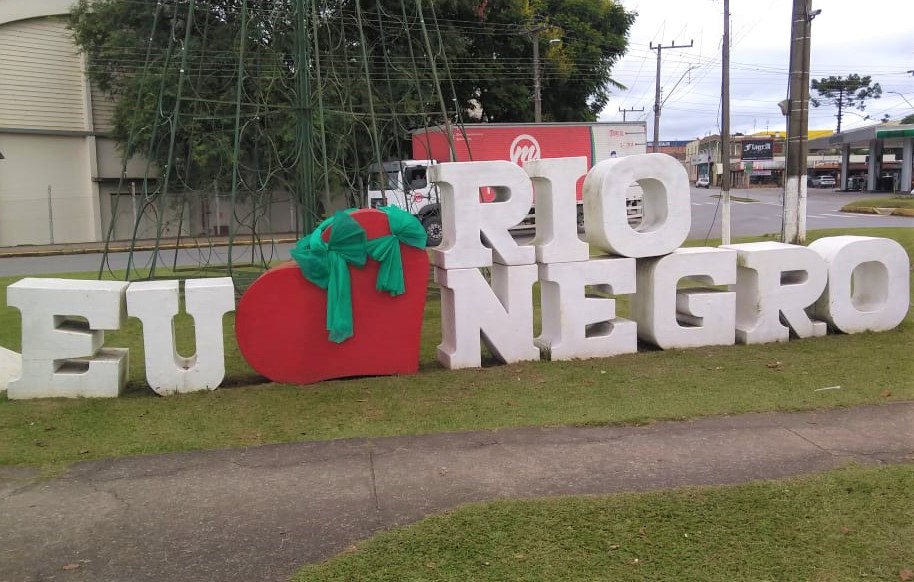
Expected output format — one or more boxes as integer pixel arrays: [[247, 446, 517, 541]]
[[577, 207, 585, 233], [422, 214, 442, 247]]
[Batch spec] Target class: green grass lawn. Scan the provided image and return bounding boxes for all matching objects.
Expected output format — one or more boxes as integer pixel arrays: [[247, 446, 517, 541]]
[[293, 464, 914, 582], [0, 227, 912, 468], [841, 195, 914, 215], [2, 229, 912, 580]]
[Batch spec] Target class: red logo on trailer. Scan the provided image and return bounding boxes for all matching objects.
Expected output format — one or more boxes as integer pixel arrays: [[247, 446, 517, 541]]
[[411, 124, 594, 201], [412, 124, 592, 168], [509, 134, 541, 165]]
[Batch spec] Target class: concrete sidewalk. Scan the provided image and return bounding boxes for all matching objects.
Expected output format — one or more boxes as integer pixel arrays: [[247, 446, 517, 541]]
[[1, 401, 912, 582]]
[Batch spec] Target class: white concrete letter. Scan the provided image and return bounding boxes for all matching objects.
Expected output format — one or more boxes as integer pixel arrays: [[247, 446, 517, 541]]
[[435, 263, 539, 368], [526, 157, 590, 264], [537, 257, 637, 360], [430, 161, 535, 269], [630, 247, 737, 349], [809, 236, 910, 333], [723, 241, 828, 343], [0, 346, 22, 392], [7, 278, 129, 399], [127, 278, 235, 395], [583, 153, 691, 258]]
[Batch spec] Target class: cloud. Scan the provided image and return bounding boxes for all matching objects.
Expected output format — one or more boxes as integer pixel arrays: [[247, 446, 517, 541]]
[[601, 0, 914, 139]]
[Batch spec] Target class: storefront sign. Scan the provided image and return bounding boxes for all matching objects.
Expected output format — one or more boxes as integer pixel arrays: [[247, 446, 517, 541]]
[[741, 140, 773, 160]]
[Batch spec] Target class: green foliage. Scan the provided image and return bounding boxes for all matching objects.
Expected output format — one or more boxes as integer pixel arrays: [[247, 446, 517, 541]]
[[447, 0, 635, 122], [69, 0, 299, 195], [67, 0, 637, 205], [810, 74, 882, 132], [902, 113, 914, 125]]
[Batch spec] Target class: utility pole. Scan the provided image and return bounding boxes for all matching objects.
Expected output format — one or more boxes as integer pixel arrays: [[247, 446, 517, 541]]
[[783, 0, 818, 245], [619, 106, 644, 122], [651, 40, 693, 152], [527, 22, 551, 123], [533, 26, 542, 122], [721, 0, 731, 244]]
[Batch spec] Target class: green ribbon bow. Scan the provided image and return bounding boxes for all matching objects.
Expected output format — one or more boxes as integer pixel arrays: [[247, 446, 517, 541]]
[[290, 207, 427, 344], [291, 206, 426, 343], [290, 210, 367, 343], [366, 206, 428, 296]]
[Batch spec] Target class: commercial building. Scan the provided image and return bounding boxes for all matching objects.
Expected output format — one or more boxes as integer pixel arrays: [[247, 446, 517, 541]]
[[808, 123, 914, 193], [685, 128, 911, 191], [646, 140, 690, 162]]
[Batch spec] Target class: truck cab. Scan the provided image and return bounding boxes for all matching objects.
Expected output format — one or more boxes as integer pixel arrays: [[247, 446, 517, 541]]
[[366, 160, 442, 245]]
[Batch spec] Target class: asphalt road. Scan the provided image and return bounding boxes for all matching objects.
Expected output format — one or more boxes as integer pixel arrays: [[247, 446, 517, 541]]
[[0, 187, 911, 277], [687, 186, 913, 242]]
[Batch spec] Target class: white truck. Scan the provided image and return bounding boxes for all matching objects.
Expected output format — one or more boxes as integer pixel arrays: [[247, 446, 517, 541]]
[[367, 122, 647, 245]]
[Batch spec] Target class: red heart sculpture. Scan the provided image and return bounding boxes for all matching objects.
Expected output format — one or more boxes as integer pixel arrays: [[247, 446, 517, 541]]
[[235, 209, 429, 385]]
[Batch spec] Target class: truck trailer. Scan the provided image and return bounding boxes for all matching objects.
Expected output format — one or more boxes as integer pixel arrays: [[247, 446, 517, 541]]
[[366, 121, 648, 245]]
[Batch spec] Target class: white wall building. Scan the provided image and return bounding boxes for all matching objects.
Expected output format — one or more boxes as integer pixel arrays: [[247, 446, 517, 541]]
[[0, 0, 112, 246], [0, 0, 298, 247]]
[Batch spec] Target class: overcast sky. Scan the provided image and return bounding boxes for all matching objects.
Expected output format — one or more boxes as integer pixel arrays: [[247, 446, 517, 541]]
[[599, 0, 914, 141]]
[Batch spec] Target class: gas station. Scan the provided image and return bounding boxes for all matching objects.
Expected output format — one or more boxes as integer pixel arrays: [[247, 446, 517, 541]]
[[808, 123, 914, 193]]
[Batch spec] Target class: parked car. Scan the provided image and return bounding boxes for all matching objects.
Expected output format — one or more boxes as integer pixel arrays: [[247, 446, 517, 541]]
[[695, 176, 711, 188], [847, 175, 866, 191], [809, 175, 836, 188]]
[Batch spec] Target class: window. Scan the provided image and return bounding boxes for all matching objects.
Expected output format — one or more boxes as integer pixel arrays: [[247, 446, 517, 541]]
[[403, 166, 428, 190], [370, 170, 399, 191]]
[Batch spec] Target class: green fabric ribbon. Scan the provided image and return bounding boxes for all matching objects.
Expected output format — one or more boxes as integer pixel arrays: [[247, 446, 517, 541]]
[[289, 207, 427, 344], [290, 211, 367, 343], [366, 206, 428, 296]]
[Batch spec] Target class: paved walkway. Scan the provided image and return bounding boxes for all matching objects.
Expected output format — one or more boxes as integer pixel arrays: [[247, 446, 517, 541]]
[[1, 401, 913, 582]]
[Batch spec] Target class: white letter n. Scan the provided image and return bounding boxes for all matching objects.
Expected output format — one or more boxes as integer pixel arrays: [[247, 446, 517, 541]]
[[434, 264, 538, 369]]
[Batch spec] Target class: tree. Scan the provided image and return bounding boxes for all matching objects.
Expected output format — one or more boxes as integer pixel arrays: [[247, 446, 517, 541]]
[[442, 0, 635, 122], [68, 0, 636, 206], [69, 0, 299, 194], [902, 113, 914, 125], [810, 74, 882, 133]]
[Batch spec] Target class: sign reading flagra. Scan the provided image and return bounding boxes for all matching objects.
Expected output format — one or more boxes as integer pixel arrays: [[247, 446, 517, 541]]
[[741, 139, 774, 160]]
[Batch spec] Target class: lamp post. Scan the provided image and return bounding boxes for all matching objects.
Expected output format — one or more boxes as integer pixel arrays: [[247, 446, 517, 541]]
[[888, 90, 914, 109]]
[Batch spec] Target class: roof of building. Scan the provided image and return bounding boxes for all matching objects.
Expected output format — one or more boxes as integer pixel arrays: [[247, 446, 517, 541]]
[[808, 121, 913, 150]]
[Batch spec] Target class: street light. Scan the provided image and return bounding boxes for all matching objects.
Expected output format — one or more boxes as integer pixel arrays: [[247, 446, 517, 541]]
[[888, 90, 914, 109]]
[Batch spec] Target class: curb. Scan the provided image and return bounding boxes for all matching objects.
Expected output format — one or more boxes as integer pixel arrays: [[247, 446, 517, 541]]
[[841, 206, 914, 217]]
